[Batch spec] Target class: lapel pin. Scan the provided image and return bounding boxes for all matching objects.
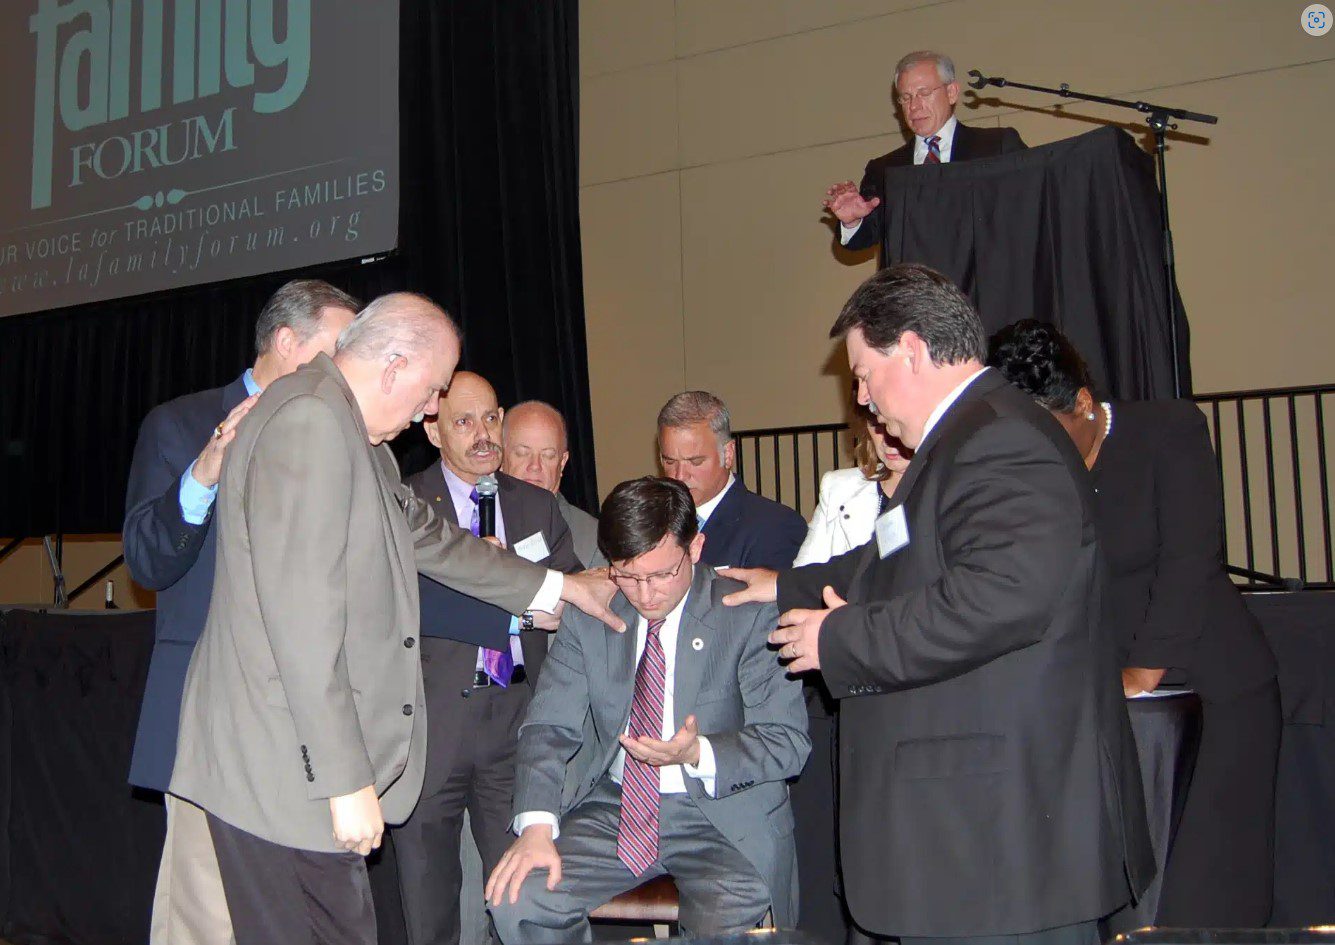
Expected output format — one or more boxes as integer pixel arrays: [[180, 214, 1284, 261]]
[[691, 637, 704, 651]]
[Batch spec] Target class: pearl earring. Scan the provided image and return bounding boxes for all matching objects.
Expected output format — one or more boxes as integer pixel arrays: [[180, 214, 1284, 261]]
[[1086, 411, 1096, 421]]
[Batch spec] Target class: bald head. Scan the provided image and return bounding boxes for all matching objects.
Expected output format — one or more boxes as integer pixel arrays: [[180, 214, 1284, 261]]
[[502, 400, 570, 495], [427, 371, 504, 484], [332, 292, 461, 445]]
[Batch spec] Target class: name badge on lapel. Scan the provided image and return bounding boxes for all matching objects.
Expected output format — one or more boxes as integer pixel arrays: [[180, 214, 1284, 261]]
[[875, 504, 910, 559], [512, 531, 550, 563]]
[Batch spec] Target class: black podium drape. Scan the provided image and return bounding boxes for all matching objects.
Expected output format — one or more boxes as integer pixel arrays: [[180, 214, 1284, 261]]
[[0, 608, 163, 945], [880, 125, 1190, 398], [0, 0, 593, 537]]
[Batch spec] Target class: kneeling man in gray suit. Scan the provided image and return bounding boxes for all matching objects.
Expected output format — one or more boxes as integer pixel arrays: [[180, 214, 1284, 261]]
[[486, 477, 810, 941]]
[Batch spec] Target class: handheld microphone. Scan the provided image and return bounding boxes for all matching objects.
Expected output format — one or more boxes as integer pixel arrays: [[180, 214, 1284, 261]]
[[476, 473, 499, 538]]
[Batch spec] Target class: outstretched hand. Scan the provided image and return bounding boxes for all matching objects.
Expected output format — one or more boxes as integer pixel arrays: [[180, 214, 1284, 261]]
[[823, 180, 880, 227], [558, 568, 625, 633], [620, 715, 701, 767], [718, 567, 778, 607]]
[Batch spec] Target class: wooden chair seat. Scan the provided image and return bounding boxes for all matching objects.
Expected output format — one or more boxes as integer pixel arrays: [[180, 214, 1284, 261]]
[[590, 875, 680, 936]]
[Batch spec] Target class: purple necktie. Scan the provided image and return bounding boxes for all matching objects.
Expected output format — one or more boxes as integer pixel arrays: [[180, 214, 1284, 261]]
[[471, 487, 513, 687], [617, 618, 667, 875], [924, 134, 941, 164]]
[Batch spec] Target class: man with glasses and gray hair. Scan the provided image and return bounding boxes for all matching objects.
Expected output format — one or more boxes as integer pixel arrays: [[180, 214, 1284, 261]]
[[166, 292, 622, 945], [823, 50, 1027, 263], [126, 277, 360, 945]]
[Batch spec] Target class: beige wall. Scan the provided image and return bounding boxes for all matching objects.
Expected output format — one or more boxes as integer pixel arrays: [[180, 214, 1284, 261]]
[[580, 0, 1335, 496], [0, 537, 152, 609], [3, 4, 1328, 604]]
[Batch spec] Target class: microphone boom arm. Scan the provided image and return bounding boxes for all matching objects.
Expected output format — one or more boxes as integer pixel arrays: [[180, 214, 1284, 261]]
[[964, 68, 1217, 398]]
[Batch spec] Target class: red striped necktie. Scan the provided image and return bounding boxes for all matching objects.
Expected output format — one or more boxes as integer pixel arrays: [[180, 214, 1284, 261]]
[[924, 134, 942, 164], [617, 618, 667, 875]]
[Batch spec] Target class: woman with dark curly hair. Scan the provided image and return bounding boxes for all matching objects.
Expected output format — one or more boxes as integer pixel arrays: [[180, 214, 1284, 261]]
[[988, 319, 1280, 928]]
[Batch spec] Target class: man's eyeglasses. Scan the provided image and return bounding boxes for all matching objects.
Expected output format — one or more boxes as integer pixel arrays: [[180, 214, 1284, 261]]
[[896, 85, 945, 106], [609, 550, 689, 592]]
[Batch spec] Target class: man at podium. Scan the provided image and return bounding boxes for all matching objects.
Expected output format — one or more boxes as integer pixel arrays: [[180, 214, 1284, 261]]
[[824, 50, 1027, 264]]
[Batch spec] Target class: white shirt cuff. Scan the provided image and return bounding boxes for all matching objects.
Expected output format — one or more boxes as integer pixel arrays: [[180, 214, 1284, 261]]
[[528, 570, 563, 615], [683, 735, 717, 797], [513, 810, 560, 839], [839, 220, 862, 245]]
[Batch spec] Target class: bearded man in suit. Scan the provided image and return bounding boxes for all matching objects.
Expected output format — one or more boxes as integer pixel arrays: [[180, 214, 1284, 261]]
[[394, 372, 584, 945]]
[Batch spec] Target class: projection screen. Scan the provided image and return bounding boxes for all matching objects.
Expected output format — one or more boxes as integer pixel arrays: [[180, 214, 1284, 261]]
[[0, 0, 399, 318]]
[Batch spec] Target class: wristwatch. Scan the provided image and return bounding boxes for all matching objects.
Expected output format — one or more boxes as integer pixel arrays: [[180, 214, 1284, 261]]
[[520, 611, 535, 631]]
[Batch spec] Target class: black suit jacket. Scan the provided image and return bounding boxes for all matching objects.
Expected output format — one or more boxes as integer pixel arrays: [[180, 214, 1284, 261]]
[[779, 370, 1153, 937], [1093, 400, 1276, 700], [698, 480, 807, 571], [844, 121, 1027, 259], [124, 374, 249, 792], [406, 464, 583, 684]]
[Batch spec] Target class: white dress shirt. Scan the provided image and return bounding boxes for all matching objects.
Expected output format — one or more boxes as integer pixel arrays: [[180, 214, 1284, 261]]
[[913, 114, 958, 165], [841, 115, 960, 245], [694, 474, 735, 525], [921, 366, 990, 444], [513, 581, 718, 838]]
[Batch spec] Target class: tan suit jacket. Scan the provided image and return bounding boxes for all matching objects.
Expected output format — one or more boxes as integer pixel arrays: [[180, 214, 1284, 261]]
[[170, 354, 546, 852]]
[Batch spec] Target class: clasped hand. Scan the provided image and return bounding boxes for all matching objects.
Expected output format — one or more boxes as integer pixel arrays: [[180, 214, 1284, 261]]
[[768, 586, 847, 674], [329, 784, 383, 857]]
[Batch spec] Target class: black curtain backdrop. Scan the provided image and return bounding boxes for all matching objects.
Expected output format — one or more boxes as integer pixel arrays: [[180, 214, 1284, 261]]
[[879, 125, 1192, 399], [0, 1, 593, 538]]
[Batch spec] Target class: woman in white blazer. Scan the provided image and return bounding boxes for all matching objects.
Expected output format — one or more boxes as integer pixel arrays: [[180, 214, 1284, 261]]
[[794, 407, 912, 566]]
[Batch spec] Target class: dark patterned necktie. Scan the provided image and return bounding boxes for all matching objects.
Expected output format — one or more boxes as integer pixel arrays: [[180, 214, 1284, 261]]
[[925, 134, 941, 164], [617, 618, 667, 875]]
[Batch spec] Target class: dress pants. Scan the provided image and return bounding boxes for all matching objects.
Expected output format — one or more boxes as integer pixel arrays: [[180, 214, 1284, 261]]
[[1156, 678, 1281, 927], [150, 793, 237, 945], [208, 811, 375, 945], [489, 778, 771, 944], [394, 639, 533, 945]]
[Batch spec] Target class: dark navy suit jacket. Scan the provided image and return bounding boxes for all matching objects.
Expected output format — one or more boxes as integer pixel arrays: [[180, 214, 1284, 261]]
[[698, 480, 806, 571], [411, 464, 583, 650], [125, 375, 249, 792]]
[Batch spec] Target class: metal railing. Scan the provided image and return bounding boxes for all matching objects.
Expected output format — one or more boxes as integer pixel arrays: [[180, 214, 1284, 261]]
[[1197, 384, 1333, 588], [734, 383, 1335, 590]]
